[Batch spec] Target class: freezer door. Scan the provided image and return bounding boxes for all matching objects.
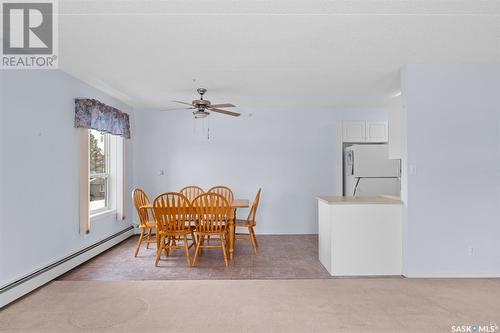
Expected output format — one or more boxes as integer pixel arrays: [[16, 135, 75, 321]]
[[355, 178, 401, 196], [353, 144, 400, 177], [344, 174, 356, 196]]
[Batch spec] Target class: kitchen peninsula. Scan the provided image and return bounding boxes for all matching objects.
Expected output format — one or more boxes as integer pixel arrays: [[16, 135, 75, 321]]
[[317, 196, 402, 276]]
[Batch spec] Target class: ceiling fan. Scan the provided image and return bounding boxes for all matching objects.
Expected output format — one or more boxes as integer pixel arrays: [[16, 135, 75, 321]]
[[161, 88, 240, 118]]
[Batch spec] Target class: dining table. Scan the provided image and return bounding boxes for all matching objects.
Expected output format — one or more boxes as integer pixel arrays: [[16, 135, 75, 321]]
[[141, 199, 249, 260]]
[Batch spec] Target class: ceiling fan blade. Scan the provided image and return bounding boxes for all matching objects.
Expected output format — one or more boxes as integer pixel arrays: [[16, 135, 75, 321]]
[[172, 100, 193, 106], [159, 107, 195, 111], [209, 108, 241, 117], [209, 103, 236, 108]]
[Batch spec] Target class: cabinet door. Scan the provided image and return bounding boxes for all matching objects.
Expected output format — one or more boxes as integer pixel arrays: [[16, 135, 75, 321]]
[[342, 121, 366, 142], [365, 121, 388, 143]]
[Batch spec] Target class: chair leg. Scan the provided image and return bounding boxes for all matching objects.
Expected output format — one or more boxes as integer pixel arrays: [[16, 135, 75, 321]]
[[155, 235, 165, 267], [253, 228, 259, 247], [164, 236, 170, 257], [199, 235, 205, 256], [190, 231, 197, 249], [183, 234, 191, 267], [221, 234, 228, 267], [249, 227, 258, 255], [192, 235, 203, 266], [151, 227, 157, 248], [134, 229, 145, 257], [146, 228, 151, 249]]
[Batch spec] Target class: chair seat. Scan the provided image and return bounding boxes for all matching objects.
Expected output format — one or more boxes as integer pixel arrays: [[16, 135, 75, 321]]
[[158, 229, 192, 236], [195, 230, 228, 235], [235, 219, 254, 227], [139, 221, 156, 228]]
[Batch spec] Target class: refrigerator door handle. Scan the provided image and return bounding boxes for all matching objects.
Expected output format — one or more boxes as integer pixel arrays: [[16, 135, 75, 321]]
[[350, 151, 354, 175]]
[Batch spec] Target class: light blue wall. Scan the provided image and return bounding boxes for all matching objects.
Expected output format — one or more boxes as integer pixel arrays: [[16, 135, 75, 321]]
[[0, 70, 134, 286], [133, 107, 386, 234], [401, 64, 500, 277]]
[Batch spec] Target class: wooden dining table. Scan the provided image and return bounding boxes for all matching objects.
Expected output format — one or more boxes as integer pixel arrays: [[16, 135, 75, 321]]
[[141, 199, 249, 260]]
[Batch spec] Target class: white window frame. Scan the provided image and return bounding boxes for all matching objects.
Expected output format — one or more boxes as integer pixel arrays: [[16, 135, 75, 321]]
[[89, 130, 111, 216], [89, 174, 110, 215], [80, 128, 126, 233]]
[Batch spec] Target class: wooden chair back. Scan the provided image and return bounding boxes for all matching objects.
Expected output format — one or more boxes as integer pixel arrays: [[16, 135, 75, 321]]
[[192, 193, 230, 233], [179, 186, 205, 202], [247, 188, 262, 226], [207, 186, 234, 204], [132, 188, 152, 227], [153, 192, 192, 233]]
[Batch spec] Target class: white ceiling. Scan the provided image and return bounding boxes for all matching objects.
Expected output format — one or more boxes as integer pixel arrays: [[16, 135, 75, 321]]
[[57, 0, 500, 109]]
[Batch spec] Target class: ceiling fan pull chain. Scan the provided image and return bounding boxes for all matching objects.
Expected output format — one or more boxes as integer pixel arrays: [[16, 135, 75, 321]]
[[202, 116, 205, 135], [207, 116, 210, 140]]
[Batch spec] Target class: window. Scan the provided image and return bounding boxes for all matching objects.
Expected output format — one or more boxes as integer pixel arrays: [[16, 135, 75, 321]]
[[87, 129, 124, 218], [89, 130, 110, 214]]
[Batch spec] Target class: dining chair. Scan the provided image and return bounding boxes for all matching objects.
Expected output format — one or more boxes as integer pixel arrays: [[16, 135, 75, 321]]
[[207, 186, 234, 204], [191, 193, 231, 267], [132, 188, 157, 257], [179, 186, 204, 242], [179, 185, 205, 203], [207, 186, 234, 244], [152, 192, 197, 267], [235, 189, 261, 255]]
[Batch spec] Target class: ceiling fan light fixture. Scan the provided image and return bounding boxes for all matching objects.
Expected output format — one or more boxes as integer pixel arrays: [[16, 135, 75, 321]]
[[167, 88, 240, 118], [193, 110, 210, 119]]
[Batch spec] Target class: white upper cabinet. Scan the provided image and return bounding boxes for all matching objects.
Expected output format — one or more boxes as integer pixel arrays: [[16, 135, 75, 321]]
[[342, 121, 366, 142], [342, 121, 388, 143], [365, 121, 389, 142]]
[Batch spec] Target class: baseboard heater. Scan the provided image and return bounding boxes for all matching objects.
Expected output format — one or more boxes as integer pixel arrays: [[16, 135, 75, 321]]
[[0, 226, 134, 308]]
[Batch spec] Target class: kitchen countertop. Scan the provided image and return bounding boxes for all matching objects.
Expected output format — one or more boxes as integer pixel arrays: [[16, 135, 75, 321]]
[[317, 196, 402, 205]]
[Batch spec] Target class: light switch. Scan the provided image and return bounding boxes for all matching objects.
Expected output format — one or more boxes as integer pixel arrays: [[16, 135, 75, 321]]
[[409, 165, 417, 175], [158, 169, 165, 176]]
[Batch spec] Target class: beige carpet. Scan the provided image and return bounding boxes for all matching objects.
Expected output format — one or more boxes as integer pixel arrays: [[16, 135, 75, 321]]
[[1, 279, 499, 332]]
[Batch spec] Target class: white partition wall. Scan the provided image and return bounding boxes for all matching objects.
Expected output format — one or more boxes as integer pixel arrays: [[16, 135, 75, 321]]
[[401, 64, 500, 277]]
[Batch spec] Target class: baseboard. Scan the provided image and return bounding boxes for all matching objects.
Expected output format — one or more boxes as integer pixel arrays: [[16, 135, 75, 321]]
[[0, 226, 134, 308], [133, 225, 141, 234]]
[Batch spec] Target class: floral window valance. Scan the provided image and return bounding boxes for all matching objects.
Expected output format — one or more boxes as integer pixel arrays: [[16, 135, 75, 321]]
[[74, 99, 131, 139]]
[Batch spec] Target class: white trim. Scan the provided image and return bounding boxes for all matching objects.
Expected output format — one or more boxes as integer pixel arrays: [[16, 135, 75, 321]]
[[0, 228, 133, 308], [79, 129, 90, 234], [90, 209, 117, 222], [116, 137, 125, 221]]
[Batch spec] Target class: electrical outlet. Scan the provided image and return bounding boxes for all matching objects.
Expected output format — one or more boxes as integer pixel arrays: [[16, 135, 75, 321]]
[[468, 246, 476, 257], [409, 165, 417, 175]]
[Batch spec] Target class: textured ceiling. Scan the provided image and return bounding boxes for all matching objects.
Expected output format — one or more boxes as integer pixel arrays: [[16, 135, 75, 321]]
[[55, 0, 500, 109]]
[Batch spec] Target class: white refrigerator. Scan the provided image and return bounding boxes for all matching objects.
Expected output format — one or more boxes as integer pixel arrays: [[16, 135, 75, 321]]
[[344, 144, 400, 196]]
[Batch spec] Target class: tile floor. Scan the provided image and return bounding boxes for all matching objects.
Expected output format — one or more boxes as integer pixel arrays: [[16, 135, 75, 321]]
[[58, 234, 331, 280]]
